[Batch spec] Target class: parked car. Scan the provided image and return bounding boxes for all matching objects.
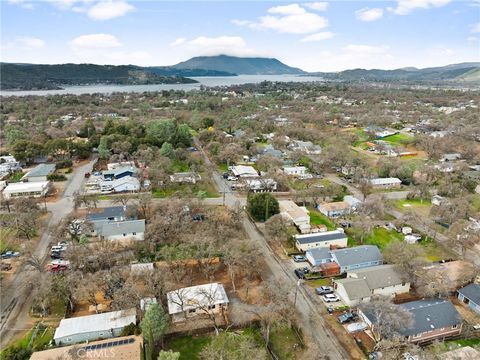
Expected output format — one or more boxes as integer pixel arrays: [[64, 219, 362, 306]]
[[292, 255, 306, 262], [47, 264, 68, 273], [84, 172, 91, 178], [192, 214, 207, 221], [0, 263, 12, 271], [1, 251, 20, 259], [223, 172, 229, 179], [315, 286, 334, 295], [338, 311, 357, 324], [50, 251, 63, 259], [322, 294, 340, 302], [51, 245, 66, 252], [294, 267, 309, 279], [227, 176, 238, 181]]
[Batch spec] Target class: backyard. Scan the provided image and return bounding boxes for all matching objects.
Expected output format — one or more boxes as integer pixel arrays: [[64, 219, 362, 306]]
[[308, 207, 337, 231]]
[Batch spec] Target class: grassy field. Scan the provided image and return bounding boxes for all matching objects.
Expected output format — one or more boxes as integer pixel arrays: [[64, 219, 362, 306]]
[[167, 335, 211, 360], [420, 238, 456, 262], [382, 133, 415, 144], [269, 323, 304, 360], [153, 182, 219, 198], [306, 277, 332, 288], [0, 322, 54, 359], [308, 208, 337, 230], [394, 199, 432, 217], [5, 171, 24, 183], [347, 227, 403, 250]]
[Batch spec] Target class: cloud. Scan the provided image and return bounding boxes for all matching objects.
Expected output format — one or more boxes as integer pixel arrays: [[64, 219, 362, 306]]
[[471, 22, 480, 33], [16, 36, 45, 49], [169, 35, 259, 57], [467, 36, 478, 41], [70, 33, 122, 49], [87, 0, 134, 20], [355, 8, 384, 22], [300, 31, 334, 42], [268, 4, 306, 15], [234, 4, 328, 34], [391, 0, 452, 15], [7, 0, 35, 9], [304, 2, 329, 11]]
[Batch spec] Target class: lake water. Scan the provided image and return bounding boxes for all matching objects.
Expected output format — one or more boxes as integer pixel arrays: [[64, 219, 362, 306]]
[[0, 74, 325, 97]]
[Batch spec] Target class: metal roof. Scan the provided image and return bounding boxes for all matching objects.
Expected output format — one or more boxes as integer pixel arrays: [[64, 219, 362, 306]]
[[332, 245, 382, 267], [54, 309, 137, 340], [295, 230, 347, 245], [24, 163, 56, 178], [306, 247, 331, 261], [86, 206, 127, 221], [349, 265, 405, 290], [335, 278, 372, 300], [457, 283, 480, 305], [99, 219, 145, 237]]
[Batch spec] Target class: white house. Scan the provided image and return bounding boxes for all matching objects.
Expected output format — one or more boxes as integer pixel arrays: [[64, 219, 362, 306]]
[[317, 201, 351, 218], [99, 176, 140, 193], [279, 200, 310, 233], [282, 166, 308, 177], [244, 178, 277, 192], [54, 308, 137, 345], [333, 265, 410, 307], [369, 177, 402, 189], [295, 229, 347, 252], [167, 283, 229, 323], [2, 181, 51, 199], [94, 219, 145, 241], [169, 172, 201, 184], [229, 165, 258, 178]]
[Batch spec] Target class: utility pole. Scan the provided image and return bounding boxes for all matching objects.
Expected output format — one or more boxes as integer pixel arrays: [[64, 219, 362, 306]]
[[294, 279, 302, 306]]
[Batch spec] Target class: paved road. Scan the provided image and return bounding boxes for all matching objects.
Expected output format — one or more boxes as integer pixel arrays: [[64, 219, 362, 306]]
[[194, 139, 350, 359], [0, 159, 96, 348]]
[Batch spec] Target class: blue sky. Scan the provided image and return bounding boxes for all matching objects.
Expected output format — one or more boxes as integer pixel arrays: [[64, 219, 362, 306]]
[[1, 0, 479, 71]]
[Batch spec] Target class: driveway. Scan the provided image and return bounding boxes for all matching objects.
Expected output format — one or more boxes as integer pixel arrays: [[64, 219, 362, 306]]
[[0, 158, 96, 348]]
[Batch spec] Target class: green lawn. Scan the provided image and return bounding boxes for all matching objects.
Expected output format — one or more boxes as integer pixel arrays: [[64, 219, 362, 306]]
[[153, 183, 219, 198], [308, 208, 336, 230], [218, 163, 228, 172], [0, 322, 54, 359], [347, 227, 403, 250], [5, 171, 24, 183], [351, 128, 369, 147], [420, 238, 456, 262], [269, 323, 304, 360], [167, 335, 211, 360], [306, 278, 332, 288], [382, 133, 415, 144]]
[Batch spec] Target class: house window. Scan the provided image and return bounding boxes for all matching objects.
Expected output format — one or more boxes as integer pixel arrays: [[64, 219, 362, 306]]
[[452, 324, 458, 329], [208, 304, 216, 310], [412, 333, 422, 339]]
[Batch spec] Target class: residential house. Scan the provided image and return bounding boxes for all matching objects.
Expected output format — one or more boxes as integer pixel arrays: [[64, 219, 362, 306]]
[[95, 220, 145, 241], [279, 200, 310, 233], [167, 283, 229, 323], [244, 178, 277, 192], [2, 181, 51, 199], [360, 300, 462, 344], [54, 309, 137, 345], [229, 165, 259, 178], [333, 265, 410, 307], [282, 166, 308, 177], [0, 155, 21, 180], [21, 163, 56, 182], [170, 172, 201, 184], [30, 336, 142, 360], [86, 206, 128, 223], [317, 201, 351, 218], [263, 145, 283, 158], [103, 166, 138, 181], [106, 161, 136, 170], [331, 245, 383, 273], [305, 247, 332, 266], [343, 195, 362, 211], [369, 177, 402, 189], [432, 195, 449, 206], [288, 140, 322, 155], [296, 229, 348, 252], [440, 153, 462, 162], [457, 283, 480, 315], [99, 176, 140, 193]]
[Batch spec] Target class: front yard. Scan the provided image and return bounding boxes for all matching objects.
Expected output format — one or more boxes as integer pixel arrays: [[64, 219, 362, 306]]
[[152, 182, 219, 198]]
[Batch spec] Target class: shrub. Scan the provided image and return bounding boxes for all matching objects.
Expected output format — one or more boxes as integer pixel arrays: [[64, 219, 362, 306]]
[[55, 159, 72, 169], [247, 193, 279, 222], [47, 173, 67, 181]]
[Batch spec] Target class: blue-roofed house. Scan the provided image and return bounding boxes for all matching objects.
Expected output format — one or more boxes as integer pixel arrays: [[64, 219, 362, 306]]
[[103, 166, 137, 180], [331, 245, 383, 273], [360, 299, 463, 344], [295, 229, 348, 252], [457, 283, 480, 315], [305, 247, 332, 266]]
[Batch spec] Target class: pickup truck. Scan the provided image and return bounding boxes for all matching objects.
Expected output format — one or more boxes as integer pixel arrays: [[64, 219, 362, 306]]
[[1, 251, 20, 259], [338, 311, 357, 324], [294, 267, 309, 279]]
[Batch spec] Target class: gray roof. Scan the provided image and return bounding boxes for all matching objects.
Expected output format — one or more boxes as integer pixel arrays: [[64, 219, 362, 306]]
[[295, 230, 347, 245], [332, 245, 382, 267], [24, 163, 56, 178], [306, 247, 331, 261], [100, 219, 145, 237], [399, 300, 462, 336], [457, 283, 480, 305], [103, 166, 137, 177], [335, 278, 372, 300], [86, 206, 126, 221], [349, 265, 405, 289]]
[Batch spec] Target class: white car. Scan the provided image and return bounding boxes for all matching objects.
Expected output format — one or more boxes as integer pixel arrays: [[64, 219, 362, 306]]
[[227, 176, 238, 181], [322, 294, 340, 302]]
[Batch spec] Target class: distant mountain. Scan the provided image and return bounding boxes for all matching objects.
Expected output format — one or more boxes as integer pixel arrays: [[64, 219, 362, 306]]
[[315, 63, 480, 83], [147, 66, 236, 77], [0, 63, 198, 90], [172, 55, 305, 75]]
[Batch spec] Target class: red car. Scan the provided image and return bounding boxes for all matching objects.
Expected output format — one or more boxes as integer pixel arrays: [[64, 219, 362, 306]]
[[47, 264, 68, 272]]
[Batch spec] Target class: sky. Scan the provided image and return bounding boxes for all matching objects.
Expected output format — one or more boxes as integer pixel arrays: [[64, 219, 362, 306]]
[[1, 0, 479, 72]]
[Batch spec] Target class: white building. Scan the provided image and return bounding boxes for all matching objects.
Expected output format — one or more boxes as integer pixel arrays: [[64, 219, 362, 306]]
[[333, 265, 410, 307], [2, 181, 51, 199], [99, 176, 140, 193], [295, 229, 348, 252], [96, 219, 145, 241], [21, 163, 56, 182], [282, 166, 308, 177], [244, 178, 277, 192], [369, 177, 402, 189], [279, 200, 310, 233], [54, 308, 136, 345], [229, 165, 259, 178], [167, 283, 229, 323]]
